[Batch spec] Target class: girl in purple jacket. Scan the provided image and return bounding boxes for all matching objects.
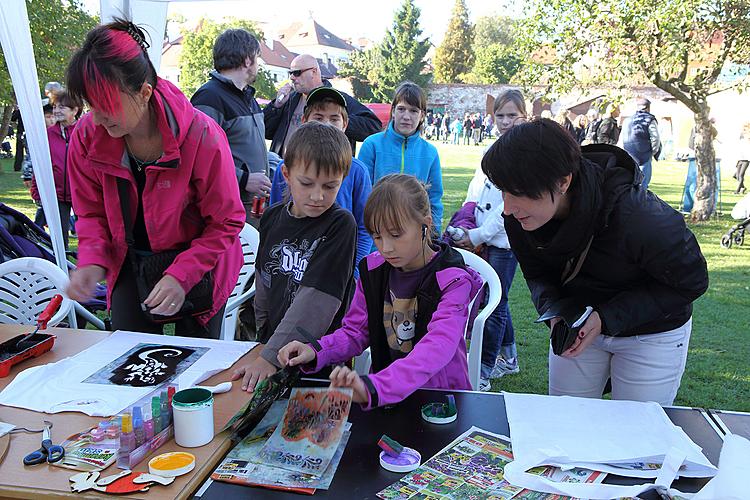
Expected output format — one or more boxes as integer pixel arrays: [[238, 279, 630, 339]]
[[278, 174, 483, 409]]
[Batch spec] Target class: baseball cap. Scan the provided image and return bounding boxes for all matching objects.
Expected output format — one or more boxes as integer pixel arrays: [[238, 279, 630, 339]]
[[305, 87, 347, 111]]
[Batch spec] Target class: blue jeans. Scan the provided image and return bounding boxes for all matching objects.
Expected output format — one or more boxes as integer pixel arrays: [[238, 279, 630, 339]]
[[480, 247, 518, 379], [639, 158, 653, 190], [682, 159, 720, 212]]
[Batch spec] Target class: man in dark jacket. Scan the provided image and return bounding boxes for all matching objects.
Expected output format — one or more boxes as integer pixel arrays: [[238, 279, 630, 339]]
[[622, 97, 660, 190], [481, 119, 708, 406], [191, 28, 270, 224], [264, 54, 381, 157]]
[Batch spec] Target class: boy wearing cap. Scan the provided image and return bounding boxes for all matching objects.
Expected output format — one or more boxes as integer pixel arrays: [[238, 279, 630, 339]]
[[270, 87, 373, 276]]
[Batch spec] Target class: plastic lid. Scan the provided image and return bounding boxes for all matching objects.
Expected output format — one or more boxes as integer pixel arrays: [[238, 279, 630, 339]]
[[379, 447, 421, 473], [149, 452, 196, 477]]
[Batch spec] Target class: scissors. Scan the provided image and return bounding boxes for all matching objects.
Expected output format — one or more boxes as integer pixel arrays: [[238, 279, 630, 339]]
[[23, 421, 65, 466]]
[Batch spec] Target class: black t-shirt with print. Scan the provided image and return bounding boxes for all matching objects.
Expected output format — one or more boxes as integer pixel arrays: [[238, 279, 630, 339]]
[[256, 201, 357, 343]]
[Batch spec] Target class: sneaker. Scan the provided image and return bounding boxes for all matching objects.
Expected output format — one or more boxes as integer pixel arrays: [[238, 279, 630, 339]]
[[478, 378, 492, 392], [490, 356, 520, 378]]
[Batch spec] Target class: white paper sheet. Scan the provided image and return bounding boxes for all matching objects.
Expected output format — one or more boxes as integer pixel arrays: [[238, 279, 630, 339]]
[[0, 331, 256, 416], [502, 392, 717, 499], [0, 421, 15, 438]]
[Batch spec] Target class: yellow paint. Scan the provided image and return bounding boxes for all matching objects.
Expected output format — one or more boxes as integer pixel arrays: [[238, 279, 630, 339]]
[[150, 452, 195, 470]]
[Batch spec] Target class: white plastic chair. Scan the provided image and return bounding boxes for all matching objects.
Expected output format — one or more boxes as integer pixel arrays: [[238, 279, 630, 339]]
[[219, 224, 260, 341], [456, 248, 502, 391], [0, 257, 74, 327]]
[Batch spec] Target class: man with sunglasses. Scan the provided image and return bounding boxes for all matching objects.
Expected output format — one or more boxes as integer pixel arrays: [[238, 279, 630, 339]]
[[264, 54, 381, 157]]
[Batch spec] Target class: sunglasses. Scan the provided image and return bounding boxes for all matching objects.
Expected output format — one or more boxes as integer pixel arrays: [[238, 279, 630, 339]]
[[289, 67, 315, 78]]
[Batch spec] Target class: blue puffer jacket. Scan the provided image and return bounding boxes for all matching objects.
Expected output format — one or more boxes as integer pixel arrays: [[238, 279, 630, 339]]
[[357, 122, 443, 232]]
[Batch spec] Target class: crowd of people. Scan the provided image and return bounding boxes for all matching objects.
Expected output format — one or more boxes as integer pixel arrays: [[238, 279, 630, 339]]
[[7, 20, 712, 410]]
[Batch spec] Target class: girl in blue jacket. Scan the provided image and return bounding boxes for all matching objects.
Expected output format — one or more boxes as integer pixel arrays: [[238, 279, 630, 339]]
[[358, 82, 443, 232]]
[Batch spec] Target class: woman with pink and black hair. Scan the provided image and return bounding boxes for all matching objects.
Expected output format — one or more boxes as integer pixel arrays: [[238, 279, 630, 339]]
[[65, 19, 245, 338]]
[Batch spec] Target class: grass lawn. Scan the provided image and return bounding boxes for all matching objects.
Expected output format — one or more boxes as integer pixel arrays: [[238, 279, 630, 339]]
[[1, 145, 748, 411]]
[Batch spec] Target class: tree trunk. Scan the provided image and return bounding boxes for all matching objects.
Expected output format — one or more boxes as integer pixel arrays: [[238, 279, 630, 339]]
[[0, 104, 13, 143], [691, 108, 718, 221]]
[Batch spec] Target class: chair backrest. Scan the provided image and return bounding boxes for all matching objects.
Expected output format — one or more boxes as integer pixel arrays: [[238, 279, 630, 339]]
[[456, 248, 502, 391], [220, 224, 260, 341], [0, 257, 73, 327]]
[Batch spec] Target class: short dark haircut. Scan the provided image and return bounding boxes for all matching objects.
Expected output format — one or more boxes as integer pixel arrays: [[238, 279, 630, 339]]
[[390, 81, 427, 131], [43, 103, 53, 114], [213, 29, 260, 71], [482, 118, 581, 199], [284, 121, 352, 178], [66, 18, 157, 116]]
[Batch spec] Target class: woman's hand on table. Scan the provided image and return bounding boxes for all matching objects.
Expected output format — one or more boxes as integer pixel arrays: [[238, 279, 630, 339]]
[[66, 265, 105, 301], [562, 311, 602, 357], [329, 366, 368, 404], [278, 341, 316, 367], [232, 357, 278, 392], [144, 274, 185, 316]]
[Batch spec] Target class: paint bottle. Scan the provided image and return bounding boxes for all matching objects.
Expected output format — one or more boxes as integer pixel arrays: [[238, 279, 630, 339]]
[[118, 413, 135, 465], [132, 406, 144, 448], [144, 407, 155, 441], [152, 397, 162, 434], [160, 390, 170, 428], [167, 386, 176, 422]]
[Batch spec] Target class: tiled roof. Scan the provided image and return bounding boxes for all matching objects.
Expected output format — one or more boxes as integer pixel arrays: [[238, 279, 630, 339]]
[[278, 19, 355, 52]]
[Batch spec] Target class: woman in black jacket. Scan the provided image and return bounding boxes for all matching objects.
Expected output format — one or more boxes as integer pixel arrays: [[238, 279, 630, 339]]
[[481, 118, 708, 406]]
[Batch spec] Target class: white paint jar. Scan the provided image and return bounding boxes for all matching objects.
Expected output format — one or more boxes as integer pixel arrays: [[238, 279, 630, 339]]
[[172, 387, 214, 448]]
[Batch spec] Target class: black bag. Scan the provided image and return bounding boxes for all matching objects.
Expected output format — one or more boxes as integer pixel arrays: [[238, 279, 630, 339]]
[[117, 178, 213, 323]]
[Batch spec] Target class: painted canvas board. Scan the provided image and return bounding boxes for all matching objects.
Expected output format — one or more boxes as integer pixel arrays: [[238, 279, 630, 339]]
[[213, 400, 351, 491], [83, 343, 208, 387], [258, 387, 352, 476], [377, 427, 604, 500]]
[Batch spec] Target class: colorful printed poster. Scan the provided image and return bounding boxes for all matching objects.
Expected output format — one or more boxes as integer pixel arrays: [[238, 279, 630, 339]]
[[257, 387, 352, 475], [377, 427, 605, 500]]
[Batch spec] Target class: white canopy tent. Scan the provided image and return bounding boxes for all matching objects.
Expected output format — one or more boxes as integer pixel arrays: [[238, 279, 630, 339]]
[[0, 0, 220, 327]]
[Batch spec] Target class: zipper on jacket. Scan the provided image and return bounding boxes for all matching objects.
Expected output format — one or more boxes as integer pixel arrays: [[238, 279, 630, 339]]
[[400, 136, 408, 174], [62, 124, 70, 203]]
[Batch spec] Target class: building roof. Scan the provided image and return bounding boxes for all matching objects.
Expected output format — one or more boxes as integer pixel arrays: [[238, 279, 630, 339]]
[[278, 19, 355, 52], [260, 40, 298, 69]]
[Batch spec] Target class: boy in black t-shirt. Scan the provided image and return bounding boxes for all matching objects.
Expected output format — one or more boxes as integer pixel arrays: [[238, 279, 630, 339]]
[[232, 121, 358, 391]]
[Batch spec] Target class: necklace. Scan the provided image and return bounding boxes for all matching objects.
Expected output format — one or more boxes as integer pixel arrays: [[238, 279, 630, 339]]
[[129, 153, 152, 172]]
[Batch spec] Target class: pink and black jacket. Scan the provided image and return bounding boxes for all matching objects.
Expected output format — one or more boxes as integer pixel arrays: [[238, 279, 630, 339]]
[[67, 77, 245, 324], [304, 243, 483, 409]]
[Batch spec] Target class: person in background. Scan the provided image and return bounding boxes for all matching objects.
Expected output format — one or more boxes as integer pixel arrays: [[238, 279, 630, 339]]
[[734, 122, 750, 194], [472, 112, 483, 145], [621, 97, 660, 190], [23, 103, 56, 228], [554, 109, 576, 139], [658, 116, 674, 161], [191, 28, 270, 227], [456, 89, 526, 391], [30, 90, 82, 249], [483, 119, 708, 406], [264, 54, 381, 157], [276, 174, 483, 409], [595, 104, 621, 145], [358, 81, 444, 233], [582, 108, 601, 145], [462, 113, 472, 145], [269, 87, 373, 276], [451, 116, 462, 145], [232, 122, 357, 391], [65, 19, 245, 338], [573, 114, 589, 144]]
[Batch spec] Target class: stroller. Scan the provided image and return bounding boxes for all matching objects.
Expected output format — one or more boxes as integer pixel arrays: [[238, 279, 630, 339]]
[[0, 203, 107, 326], [720, 193, 750, 248]]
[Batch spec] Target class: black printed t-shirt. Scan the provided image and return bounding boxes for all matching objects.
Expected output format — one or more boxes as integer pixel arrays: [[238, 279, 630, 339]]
[[256, 201, 357, 343]]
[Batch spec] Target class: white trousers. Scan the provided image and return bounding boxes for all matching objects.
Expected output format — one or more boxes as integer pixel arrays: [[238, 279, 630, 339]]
[[548, 318, 692, 406]]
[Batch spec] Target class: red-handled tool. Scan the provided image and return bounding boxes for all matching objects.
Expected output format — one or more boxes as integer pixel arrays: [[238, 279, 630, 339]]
[[16, 294, 63, 347]]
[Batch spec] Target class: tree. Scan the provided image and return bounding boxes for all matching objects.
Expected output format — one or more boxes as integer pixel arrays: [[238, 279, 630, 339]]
[[338, 47, 380, 102], [474, 14, 516, 49], [0, 0, 95, 145], [373, 0, 432, 102], [178, 18, 276, 100], [433, 0, 474, 83], [464, 44, 522, 84], [517, 0, 750, 220]]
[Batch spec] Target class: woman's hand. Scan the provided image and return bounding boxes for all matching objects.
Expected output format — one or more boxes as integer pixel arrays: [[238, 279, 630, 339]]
[[67, 265, 105, 301], [277, 341, 316, 367], [329, 366, 368, 404], [143, 274, 185, 316], [231, 357, 279, 392], [562, 311, 602, 357], [454, 228, 475, 250]]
